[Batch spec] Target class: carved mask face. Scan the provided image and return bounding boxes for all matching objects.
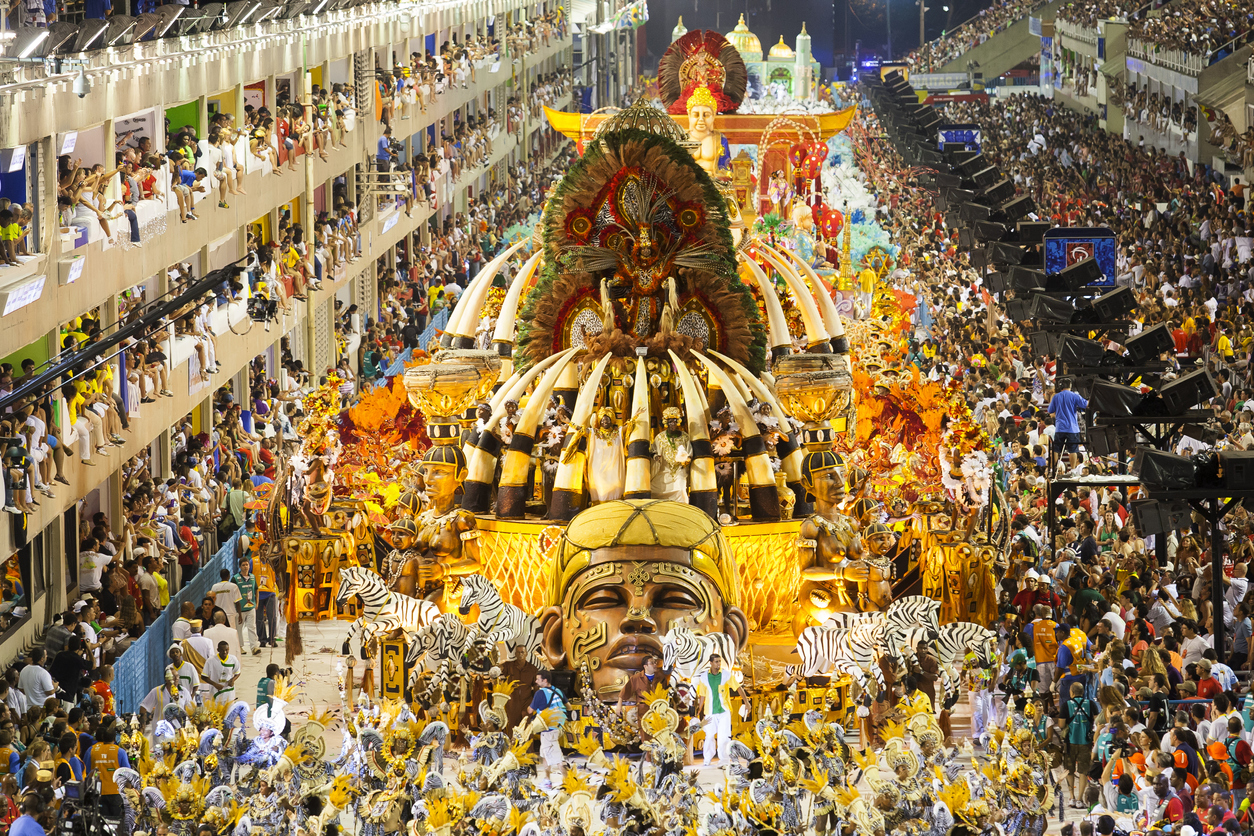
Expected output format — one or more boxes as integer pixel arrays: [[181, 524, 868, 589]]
[[540, 545, 746, 699]]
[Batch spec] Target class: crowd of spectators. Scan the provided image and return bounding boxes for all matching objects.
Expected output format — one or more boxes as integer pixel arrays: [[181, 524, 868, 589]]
[[359, 146, 576, 374], [50, 83, 355, 251], [906, 0, 1053, 71], [1056, 0, 1140, 27], [855, 85, 1254, 822], [1127, 0, 1254, 59], [1111, 84, 1201, 139]]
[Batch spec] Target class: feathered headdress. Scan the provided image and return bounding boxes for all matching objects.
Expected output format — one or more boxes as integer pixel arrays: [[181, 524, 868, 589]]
[[658, 30, 747, 114]]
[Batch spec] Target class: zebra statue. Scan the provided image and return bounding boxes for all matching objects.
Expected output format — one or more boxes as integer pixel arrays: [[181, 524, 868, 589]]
[[789, 619, 905, 692], [336, 566, 441, 658], [457, 573, 548, 669], [661, 626, 737, 682], [406, 613, 471, 688], [788, 595, 941, 682], [934, 621, 998, 668]]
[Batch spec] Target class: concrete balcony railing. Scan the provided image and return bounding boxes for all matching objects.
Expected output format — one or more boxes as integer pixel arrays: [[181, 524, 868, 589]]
[[1128, 39, 1210, 75], [1056, 18, 1100, 45]]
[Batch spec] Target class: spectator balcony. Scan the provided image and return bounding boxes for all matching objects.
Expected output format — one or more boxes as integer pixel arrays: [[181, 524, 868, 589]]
[[0, 0, 574, 661]]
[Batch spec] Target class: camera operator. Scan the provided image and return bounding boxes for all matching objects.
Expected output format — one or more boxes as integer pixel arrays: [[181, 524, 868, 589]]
[[53, 733, 83, 803], [84, 719, 128, 820]]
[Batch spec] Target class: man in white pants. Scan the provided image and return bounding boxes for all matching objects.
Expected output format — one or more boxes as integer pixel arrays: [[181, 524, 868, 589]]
[[696, 654, 749, 766], [231, 559, 259, 655], [526, 671, 565, 789]]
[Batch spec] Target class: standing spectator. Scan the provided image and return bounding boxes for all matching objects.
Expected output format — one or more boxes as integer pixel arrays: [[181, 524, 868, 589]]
[[1061, 680, 1098, 809], [231, 559, 259, 656], [16, 652, 54, 709]]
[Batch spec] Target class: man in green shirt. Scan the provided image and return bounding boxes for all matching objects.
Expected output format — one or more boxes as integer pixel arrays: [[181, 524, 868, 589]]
[[232, 559, 260, 656], [257, 663, 279, 716], [1072, 572, 1108, 615]]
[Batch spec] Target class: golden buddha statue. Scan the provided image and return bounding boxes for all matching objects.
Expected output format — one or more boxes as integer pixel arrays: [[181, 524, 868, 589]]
[[685, 84, 727, 179]]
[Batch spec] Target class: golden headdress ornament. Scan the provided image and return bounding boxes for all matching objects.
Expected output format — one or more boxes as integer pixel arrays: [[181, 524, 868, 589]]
[[548, 499, 739, 607], [685, 84, 718, 113]]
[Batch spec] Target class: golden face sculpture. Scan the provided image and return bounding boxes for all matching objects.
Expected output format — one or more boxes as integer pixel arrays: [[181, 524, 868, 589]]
[[540, 500, 747, 699], [417, 461, 464, 502], [808, 466, 847, 507], [864, 531, 896, 558]]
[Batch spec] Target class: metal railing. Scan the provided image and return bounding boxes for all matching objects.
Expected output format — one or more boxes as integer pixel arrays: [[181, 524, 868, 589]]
[[1056, 18, 1099, 44], [114, 531, 241, 714]]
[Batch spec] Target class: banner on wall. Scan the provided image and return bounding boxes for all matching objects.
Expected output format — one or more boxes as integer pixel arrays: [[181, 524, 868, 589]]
[[589, 0, 646, 32]]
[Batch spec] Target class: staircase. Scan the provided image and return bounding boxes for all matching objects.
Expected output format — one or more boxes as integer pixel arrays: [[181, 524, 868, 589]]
[[937, 0, 1067, 80]]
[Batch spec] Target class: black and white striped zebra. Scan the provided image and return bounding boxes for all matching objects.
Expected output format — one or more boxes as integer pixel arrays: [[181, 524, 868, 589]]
[[933, 621, 998, 668], [336, 566, 440, 657], [661, 626, 737, 681], [457, 573, 548, 669], [790, 620, 904, 693], [406, 613, 470, 687]]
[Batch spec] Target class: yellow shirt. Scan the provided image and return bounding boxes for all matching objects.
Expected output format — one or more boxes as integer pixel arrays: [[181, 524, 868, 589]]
[[67, 393, 85, 425], [1217, 334, 1233, 358], [858, 268, 877, 293]]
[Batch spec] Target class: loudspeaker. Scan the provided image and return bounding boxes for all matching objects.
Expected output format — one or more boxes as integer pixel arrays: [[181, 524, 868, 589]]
[[1055, 256, 1103, 289], [970, 166, 1000, 188], [960, 202, 994, 222], [1028, 330, 1059, 357], [1092, 286, 1137, 321], [1133, 449, 1198, 490], [1015, 221, 1052, 243], [1009, 266, 1046, 292], [958, 228, 975, 249], [999, 194, 1034, 221], [982, 178, 1016, 205], [974, 220, 1008, 241], [986, 271, 1007, 295], [1089, 380, 1144, 416], [1131, 499, 1193, 535], [1159, 367, 1218, 415], [1031, 294, 1077, 324], [956, 154, 987, 175], [1087, 426, 1134, 457], [1006, 299, 1032, 322], [1219, 450, 1254, 490], [1125, 323, 1174, 365], [1059, 335, 1106, 367], [989, 242, 1025, 265]]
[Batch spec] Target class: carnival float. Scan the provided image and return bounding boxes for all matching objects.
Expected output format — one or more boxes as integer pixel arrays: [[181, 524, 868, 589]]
[[71, 22, 1070, 836], [245, 22, 1011, 773]]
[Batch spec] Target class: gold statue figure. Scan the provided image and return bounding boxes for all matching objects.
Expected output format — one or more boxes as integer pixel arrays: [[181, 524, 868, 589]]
[[792, 451, 867, 636], [389, 445, 483, 612]]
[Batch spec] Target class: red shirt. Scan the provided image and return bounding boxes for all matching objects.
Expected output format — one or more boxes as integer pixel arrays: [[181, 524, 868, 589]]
[[91, 681, 114, 714], [1196, 676, 1224, 699], [260, 447, 276, 479], [178, 525, 199, 567]]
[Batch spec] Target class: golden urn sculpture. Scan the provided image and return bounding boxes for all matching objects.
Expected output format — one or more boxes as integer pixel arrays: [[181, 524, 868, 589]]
[[403, 349, 502, 445], [771, 351, 855, 445]]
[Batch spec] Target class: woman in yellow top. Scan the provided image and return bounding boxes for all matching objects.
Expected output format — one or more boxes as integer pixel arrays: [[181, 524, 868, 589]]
[[61, 382, 103, 465]]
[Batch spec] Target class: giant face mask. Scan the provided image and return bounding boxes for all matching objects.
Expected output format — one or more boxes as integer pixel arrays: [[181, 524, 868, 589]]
[[539, 499, 748, 699]]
